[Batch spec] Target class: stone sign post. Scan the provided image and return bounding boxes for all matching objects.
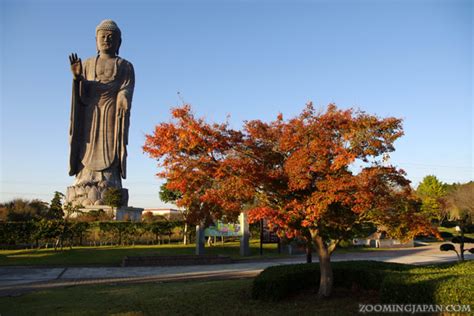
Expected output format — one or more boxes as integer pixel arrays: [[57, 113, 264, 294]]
[[195, 223, 205, 255], [239, 211, 250, 256], [66, 20, 136, 217]]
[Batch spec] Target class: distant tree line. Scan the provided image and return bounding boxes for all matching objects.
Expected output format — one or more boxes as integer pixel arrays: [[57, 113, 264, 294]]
[[0, 220, 185, 249], [0, 192, 186, 249], [416, 177, 473, 228], [416, 178, 474, 261]]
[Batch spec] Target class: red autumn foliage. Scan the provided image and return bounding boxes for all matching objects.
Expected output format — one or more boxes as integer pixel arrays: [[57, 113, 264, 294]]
[[143, 105, 252, 224], [144, 103, 434, 239], [144, 103, 436, 297]]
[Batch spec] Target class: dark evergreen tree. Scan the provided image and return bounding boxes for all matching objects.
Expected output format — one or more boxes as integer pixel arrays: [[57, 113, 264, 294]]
[[47, 191, 65, 220], [159, 182, 182, 203], [103, 188, 123, 215]]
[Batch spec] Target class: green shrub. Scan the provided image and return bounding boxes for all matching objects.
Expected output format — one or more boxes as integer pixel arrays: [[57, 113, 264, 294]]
[[380, 261, 474, 305], [0, 221, 36, 246], [441, 221, 457, 228], [465, 224, 474, 233], [331, 261, 409, 290], [252, 260, 410, 301], [253, 260, 472, 302], [252, 263, 319, 301], [439, 231, 453, 239], [0, 220, 185, 248]]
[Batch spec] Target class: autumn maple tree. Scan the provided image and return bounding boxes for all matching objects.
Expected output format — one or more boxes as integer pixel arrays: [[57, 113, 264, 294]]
[[144, 103, 435, 298], [240, 104, 437, 297], [143, 105, 252, 226]]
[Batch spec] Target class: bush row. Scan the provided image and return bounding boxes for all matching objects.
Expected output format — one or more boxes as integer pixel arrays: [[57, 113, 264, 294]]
[[0, 220, 185, 248], [252, 263, 319, 301], [252, 260, 473, 305]]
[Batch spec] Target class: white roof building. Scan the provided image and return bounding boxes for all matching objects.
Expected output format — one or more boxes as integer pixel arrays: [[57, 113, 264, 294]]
[[142, 208, 183, 220]]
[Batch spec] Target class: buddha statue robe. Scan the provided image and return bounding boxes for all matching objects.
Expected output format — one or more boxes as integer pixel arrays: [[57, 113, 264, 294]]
[[69, 55, 135, 188]]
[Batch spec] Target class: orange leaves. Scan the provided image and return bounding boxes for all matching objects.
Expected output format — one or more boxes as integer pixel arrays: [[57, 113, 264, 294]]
[[171, 104, 192, 119], [144, 103, 420, 242], [248, 206, 278, 223], [330, 150, 356, 171]]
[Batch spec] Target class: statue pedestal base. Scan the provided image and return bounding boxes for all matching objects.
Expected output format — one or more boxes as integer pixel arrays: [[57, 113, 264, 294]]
[[66, 184, 129, 207], [115, 207, 144, 221], [73, 205, 143, 222]]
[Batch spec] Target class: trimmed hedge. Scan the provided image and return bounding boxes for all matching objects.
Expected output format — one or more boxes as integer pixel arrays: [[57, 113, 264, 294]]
[[439, 231, 453, 239], [331, 261, 409, 291], [252, 260, 473, 303], [0, 221, 36, 245], [380, 261, 474, 305], [252, 263, 319, 301], [0, 220, 185, 248], [252, 260, 410, 301]]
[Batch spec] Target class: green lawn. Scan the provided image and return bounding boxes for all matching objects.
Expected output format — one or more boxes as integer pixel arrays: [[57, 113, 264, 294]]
[[0, 239, 387, 267], [0, 278, 376, 316], [0, 241, 284, 266], [437, 226, 474, 240]]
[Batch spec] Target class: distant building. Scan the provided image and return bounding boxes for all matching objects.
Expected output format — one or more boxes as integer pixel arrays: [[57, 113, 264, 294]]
[[142, 208, 183, 221]]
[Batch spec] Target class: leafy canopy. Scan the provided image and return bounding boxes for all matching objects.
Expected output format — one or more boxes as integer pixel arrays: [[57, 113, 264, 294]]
[[442, 182, 473, 224], [416, 175, 448, 222], [144, 103, 434, 244]]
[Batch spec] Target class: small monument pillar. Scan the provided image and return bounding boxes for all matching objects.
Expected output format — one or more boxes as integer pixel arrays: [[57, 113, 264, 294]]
[[195, 223, 205, 255], [240, 211, 251, 256]]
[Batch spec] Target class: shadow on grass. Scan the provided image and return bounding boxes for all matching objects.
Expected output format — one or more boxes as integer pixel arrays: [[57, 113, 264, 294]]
[[0, 278, 374, 316]]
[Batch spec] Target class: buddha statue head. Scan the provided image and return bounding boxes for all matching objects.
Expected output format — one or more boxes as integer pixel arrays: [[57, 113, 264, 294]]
[[96, 19, 122, 56]]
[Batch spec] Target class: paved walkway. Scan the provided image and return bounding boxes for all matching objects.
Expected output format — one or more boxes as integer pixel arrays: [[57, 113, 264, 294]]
[[0, 242, 472, 297]]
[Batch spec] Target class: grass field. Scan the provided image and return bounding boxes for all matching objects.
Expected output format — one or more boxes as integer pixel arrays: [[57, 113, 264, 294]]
[[0, 278, 377, 316], [437, 226, 474, 239], [0, 238, 417, 267], [0, 241, 285, 266], [0, 240, 383, 266]]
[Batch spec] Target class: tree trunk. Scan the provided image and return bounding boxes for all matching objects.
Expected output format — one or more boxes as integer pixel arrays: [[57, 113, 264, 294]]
[[306, 244, 312, 263], [313, 234, 333, 298], [305, 235, 313, 263]]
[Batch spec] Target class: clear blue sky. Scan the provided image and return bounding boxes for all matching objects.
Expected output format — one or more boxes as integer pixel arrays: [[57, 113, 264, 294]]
[[0, 0, 472, 208]]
